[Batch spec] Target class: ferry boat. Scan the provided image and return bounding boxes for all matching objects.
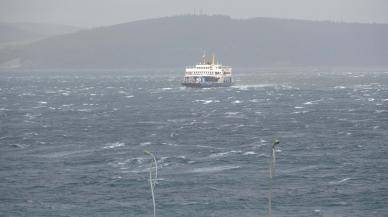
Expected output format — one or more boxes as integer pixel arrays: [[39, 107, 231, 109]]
[[182, 53, 232, 87]]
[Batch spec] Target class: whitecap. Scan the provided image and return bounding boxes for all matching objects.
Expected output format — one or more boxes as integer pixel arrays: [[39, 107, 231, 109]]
[[208, 151, 238, 158], [77, 109, 91, 112], [129, 157, 146, 164], [329, 178, 351, 185], [225, 112, 239, 116], [232, 100, 242, 104], [334, 201, 348, 205], [8, 144, 30, 149], [103, 142, 125, 149], [250, 142, 266, 149], [38, 149, 91, 158], [39, 101, 48, 104], [125, 95, 134, 98], [294, 106, 304, 109], [249, 99, 262, 103], [114, 157, 145, 166], [233, 84, 275, 90], [194, 99, 213, 104], [207, 152, 225, 158], [258, 153, 269, 158], [24, 113, 38, 119], [122, 168, 150, 173], [292, 110, 309, 114], [21, 92, 35, 96], [165, 143, 178, 146], [190, 165, 240, 173], [304, 99, 321, 105], [242, 151, 256, 155], [139, 142, 152, 146], [195, 145, 216, 149], [158, 155, 187, 165]]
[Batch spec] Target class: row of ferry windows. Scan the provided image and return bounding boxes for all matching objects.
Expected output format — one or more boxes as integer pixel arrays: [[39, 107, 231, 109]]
[[190, 72, 220, 74]]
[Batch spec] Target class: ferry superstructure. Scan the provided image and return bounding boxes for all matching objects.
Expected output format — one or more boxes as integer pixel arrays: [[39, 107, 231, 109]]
[[182, 53, 232, 87]]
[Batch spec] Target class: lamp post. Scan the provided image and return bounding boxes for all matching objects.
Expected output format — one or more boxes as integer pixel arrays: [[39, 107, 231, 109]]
[[269, 140, 280, 217], [144, 150, 158, 217]]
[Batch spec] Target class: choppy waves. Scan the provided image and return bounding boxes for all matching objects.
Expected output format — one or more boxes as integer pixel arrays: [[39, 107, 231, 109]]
[[0, 70, 387, 217]]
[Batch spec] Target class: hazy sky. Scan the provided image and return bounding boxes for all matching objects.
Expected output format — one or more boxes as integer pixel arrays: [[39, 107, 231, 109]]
[[1, 0, 387, 27]]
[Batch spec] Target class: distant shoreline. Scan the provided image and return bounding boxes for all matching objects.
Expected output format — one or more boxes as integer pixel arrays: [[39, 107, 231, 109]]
[[1, 66, 388, 75]]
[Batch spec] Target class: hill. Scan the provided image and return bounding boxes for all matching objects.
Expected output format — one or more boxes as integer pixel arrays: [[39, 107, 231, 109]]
[[1, 15, 387, 69], [0, 23, 44, 45], [0, 22, 81, 46]]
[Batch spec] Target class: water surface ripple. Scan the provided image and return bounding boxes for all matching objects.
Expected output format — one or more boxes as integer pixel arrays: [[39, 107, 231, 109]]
[[0, 70, 387, 217]]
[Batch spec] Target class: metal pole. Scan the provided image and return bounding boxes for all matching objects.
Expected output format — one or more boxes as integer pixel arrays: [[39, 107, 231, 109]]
[[269, 140, 279, 217], [145, 150, 158, 217]]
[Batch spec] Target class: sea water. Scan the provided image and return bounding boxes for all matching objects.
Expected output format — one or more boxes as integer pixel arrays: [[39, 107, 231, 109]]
[[0, 70, 387, 217]]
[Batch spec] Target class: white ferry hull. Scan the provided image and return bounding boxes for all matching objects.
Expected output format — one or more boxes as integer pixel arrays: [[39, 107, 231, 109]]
[[181, 81, 232, 88]]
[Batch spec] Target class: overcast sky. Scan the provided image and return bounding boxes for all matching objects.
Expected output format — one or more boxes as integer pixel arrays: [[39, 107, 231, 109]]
[[1, 0, 387, 27]]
